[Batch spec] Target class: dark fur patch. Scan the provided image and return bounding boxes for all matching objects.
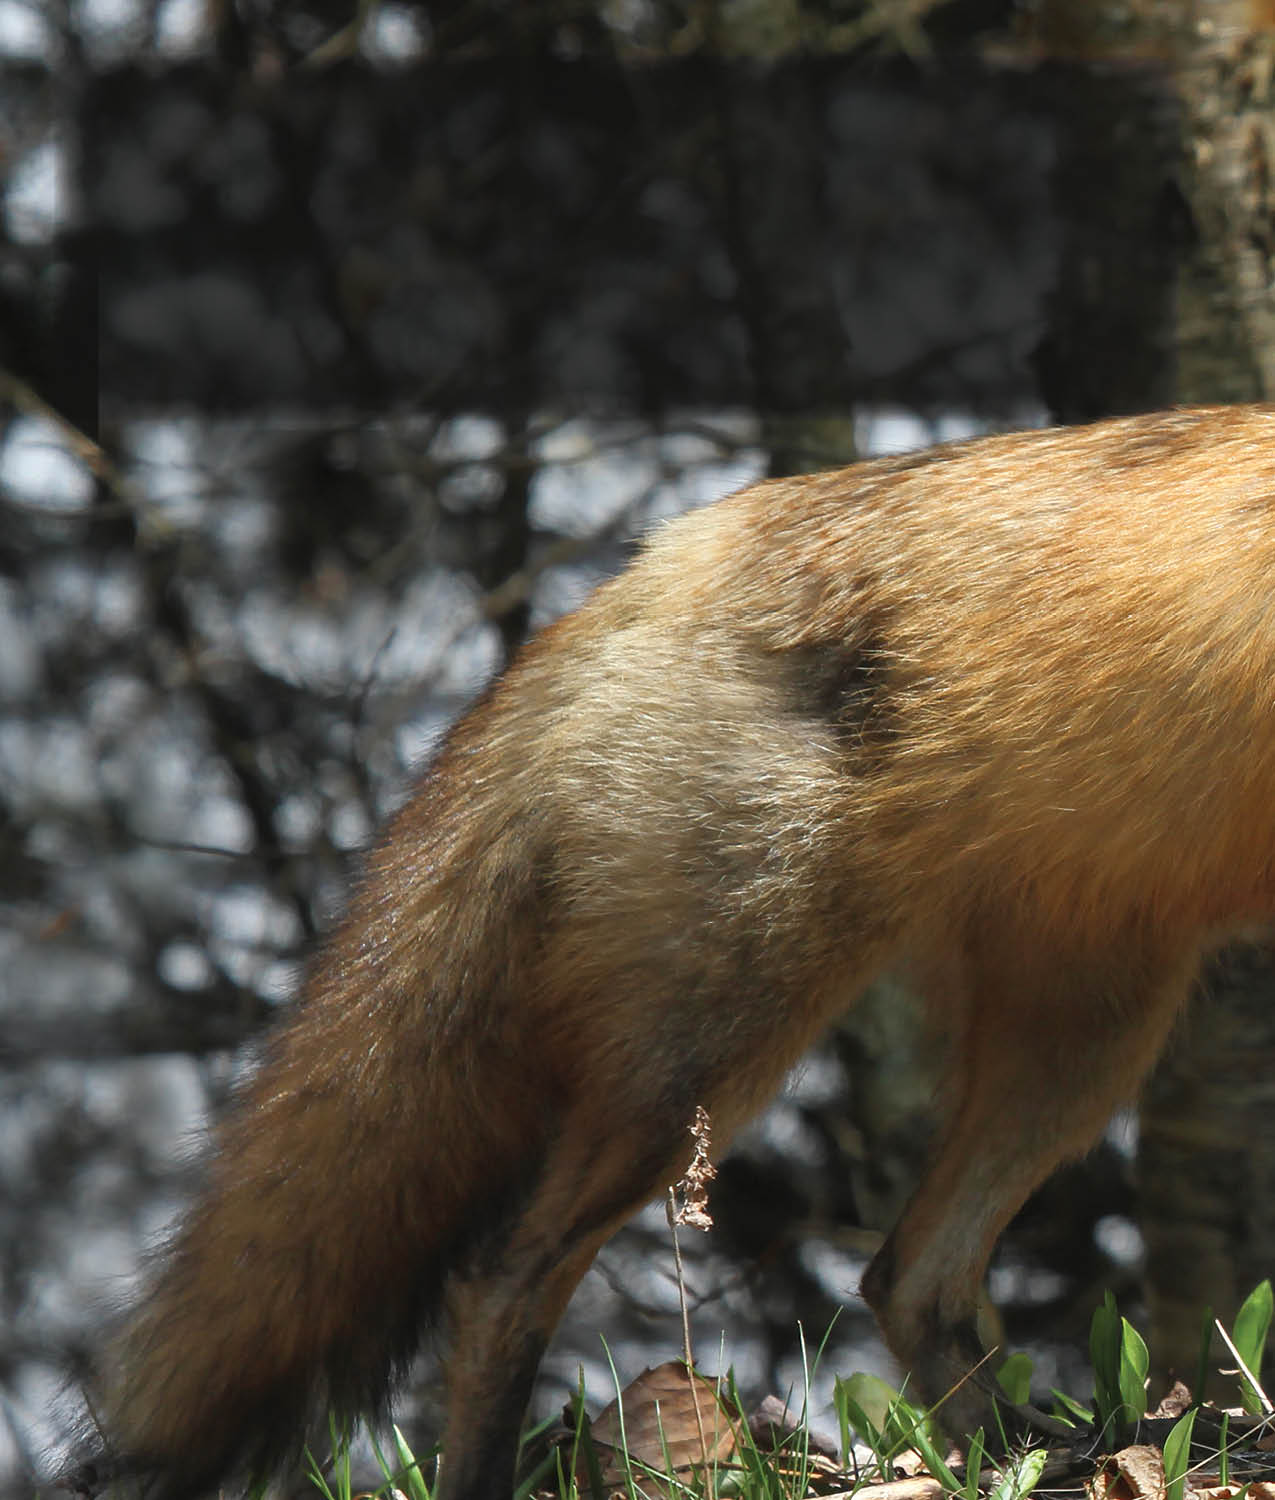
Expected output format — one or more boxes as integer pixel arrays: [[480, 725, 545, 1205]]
[[934, 1312, 986, 1373], [786, 635, 899, 769]]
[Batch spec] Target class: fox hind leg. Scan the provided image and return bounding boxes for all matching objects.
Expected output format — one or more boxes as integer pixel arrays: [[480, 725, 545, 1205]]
[[437, 926, 899, 1500], [438, 1102, 705, 1500], [861, 926, 1201, 1442]]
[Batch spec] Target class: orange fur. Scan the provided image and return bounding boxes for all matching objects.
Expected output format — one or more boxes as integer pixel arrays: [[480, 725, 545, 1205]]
[[93, 405, 1275, 1498]]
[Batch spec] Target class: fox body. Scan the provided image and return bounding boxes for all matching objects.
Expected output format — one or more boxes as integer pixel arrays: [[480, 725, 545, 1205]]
[[99, 405, 1275, 1500]]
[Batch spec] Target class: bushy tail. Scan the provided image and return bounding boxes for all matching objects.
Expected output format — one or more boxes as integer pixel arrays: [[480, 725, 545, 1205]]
[[90, 749, 555, 1499]]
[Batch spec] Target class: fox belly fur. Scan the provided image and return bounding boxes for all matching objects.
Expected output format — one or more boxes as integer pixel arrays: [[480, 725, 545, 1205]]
[[94, 405, 1275, 1500]]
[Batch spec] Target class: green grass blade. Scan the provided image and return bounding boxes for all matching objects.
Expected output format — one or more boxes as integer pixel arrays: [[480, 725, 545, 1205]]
[[1218, 1410, 1230, 1488], [566, 1368, 606, 1500], [905, 1418, 962, 1493], [303, 1446, 337, 1500], [832, 1377, 856, 1467], [835, 1373, 893, 1465], [391, 1423, 434, 1500], [962, 1428, 986, 1500], [1162, 1408, 1197, 1500], [1048, 1388, 1091, 1426]]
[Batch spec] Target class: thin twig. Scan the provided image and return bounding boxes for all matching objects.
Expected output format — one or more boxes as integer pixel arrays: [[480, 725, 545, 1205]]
[[1215, 1317, 1275, 1415], [0, 367, 121, 488], [666, 1188, 712, 1477]]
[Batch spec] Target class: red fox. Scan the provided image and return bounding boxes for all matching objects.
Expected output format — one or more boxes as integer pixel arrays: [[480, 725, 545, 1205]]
[[90, 405, 1275, 1500]]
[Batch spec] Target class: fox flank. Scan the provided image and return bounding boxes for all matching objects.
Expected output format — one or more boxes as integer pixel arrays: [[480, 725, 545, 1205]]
[[94, 406, 1275, 1500]]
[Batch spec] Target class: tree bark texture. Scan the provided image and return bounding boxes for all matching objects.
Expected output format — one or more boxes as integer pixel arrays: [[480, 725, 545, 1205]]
[[1168, 0, 1275, 403]]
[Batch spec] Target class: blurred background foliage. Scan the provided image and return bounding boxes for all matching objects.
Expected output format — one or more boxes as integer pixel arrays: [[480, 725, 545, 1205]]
[[2, 0, 1273, 1490]]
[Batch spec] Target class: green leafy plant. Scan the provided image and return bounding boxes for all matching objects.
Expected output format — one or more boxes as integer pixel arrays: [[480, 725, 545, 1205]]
[[986, 1446, 1048, 1500], [1193, 1300, 1216, 1411], [1048, 1387, 1092, 1427], [995, 1355, 1033, 1408], [834, 1371, 940, 1482], [295, 1281, 1275, 1500], [1231, 1278, 1273, 1415], [1089, 1291, 1148, 1437]]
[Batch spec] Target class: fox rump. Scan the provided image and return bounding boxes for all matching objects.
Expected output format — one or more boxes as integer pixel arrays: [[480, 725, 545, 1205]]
[[94, 405, 1275, 1500]]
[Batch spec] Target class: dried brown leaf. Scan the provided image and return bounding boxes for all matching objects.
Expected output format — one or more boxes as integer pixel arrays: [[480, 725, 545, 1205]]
[[1151, 1381, 1194, 1419], [582, 1361, 740, 1487], [669, 1106, 716, 1230], [746, 1392, 840, 1459], [1087, 1444, 1166, 1500]]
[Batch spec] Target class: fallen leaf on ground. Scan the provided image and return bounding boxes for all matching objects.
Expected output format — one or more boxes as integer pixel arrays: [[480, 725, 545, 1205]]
[[1087, 1443, 1165, 1500], [580, 1360, 740, 1487]]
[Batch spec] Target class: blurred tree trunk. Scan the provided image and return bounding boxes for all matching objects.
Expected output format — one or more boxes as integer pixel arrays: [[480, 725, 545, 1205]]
[[1033, 53, 1179, 420], [1142, 947, 1275, 1399], [1167, 0, 1275, 404]]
